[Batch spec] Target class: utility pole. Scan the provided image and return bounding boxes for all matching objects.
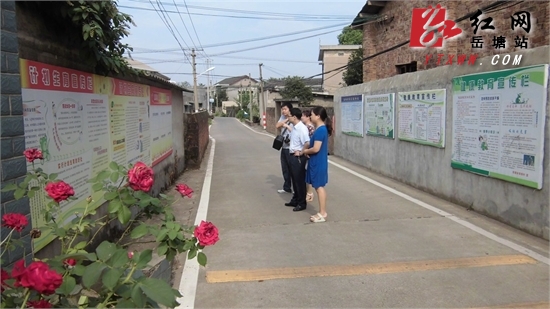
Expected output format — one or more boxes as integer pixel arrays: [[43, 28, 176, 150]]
[[259, 63, 265, 130], [206, 58, 211, 113], [249, 73, 253, 122], [191, 48, 199, 113]]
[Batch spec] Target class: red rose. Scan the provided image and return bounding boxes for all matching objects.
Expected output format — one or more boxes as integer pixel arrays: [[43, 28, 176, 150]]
[[2, 213, 28, 232], [175, 183, 193, 198], [63, 258, 76, 268], [23, 148, 43, 163], [27, 300, 52, 308], [13, 261, 63, 295], [127, 162, 154, 192], [1, 269, 10, 292], [127, 251, 134, 259], [44, 181, 75, 203], [193, 221, 219, 246]]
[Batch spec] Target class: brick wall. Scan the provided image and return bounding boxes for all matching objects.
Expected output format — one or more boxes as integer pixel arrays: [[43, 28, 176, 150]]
[[0, 1, 32, 266], [266, 107, 277, 135], [184, 111, 210, 168], [362, 0, 550, 82]]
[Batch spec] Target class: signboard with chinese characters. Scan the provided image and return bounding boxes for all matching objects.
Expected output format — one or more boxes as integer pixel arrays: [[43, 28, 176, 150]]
[[365, 93, 395, 139], [397, 89, 446, 148], [451, 65, 548, 190], [19, 59, 173, 251], [341, 95, 364, 137], [150, 87, 173, 165]]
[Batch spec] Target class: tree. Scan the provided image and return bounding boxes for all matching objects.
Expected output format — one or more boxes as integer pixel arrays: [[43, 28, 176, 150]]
[[177, 81, 192, 89], [337, 26, 363, 45], [216, 88, 228, 107], [343, 48, 364, 86], [280, 76, 313, 105]]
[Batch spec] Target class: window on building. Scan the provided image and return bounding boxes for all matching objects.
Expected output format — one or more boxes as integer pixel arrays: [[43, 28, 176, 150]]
[[338, 52, 344, 56], [395, 61, 417, 74]]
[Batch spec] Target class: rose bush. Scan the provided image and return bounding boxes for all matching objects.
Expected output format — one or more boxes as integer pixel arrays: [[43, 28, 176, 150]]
[[1, 148, 219, 308]]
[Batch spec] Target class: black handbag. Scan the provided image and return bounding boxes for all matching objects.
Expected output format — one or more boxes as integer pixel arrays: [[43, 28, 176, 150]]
[[272, 128, 288, 150]]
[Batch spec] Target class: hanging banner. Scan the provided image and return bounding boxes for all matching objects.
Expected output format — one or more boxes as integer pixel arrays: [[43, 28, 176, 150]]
[[398, 89, 446, 148], [451, 64, 548, 189], [365, 93, 395, 138], [341, 94, 364, 137]]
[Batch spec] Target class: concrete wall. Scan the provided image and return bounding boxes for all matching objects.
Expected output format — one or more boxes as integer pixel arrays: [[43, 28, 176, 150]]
[[362, 0, 550, 82], [0, 0, 33, 266], [334, 46, 550, 239], [3, 2, 192, 261]]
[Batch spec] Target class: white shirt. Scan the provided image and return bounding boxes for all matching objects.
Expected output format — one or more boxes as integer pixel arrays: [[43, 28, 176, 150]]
[[288, 121, 309, 154]]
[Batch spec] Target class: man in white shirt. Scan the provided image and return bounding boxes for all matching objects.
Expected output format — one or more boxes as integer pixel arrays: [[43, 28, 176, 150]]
[[275, 102, 294, 194], [284, 108, 310, 212]]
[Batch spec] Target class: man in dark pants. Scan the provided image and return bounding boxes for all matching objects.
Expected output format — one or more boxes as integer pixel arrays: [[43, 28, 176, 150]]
[[276, 102, 293, 194], [284, 108, 310, 211]]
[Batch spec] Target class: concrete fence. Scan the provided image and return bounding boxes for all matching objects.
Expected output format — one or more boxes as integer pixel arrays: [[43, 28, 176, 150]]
[[334, 46, 550, 239]]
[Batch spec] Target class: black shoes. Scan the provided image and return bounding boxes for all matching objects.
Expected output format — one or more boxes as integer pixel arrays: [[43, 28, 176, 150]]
[[292, 205, 306, 212]]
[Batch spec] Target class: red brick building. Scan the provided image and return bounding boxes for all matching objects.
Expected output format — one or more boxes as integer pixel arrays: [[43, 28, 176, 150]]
[[351, 1, 550, 82]]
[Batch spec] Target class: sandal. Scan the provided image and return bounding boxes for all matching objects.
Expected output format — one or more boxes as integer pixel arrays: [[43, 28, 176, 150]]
[[306, 193, 314, 202], [310, 213, 327, 223]]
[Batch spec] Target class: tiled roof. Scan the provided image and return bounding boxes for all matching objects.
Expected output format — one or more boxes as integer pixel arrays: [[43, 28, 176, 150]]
[[216, 75, 259, 85]]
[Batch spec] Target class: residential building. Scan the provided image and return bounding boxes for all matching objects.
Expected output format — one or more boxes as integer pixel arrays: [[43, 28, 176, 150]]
[[215, 75, 259, 108], [351, 1, 550, 82], [263, 78, 323, 108], [318, 45, 362, 93]]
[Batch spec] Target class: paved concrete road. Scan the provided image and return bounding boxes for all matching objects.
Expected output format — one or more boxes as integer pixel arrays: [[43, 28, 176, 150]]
[[190, 117, 549, 308]]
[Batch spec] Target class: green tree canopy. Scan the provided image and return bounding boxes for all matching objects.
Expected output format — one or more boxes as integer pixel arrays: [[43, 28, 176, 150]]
[[280, 76, 313, 105], [337, 26, 363, 45], [343, 48, 364, 86]]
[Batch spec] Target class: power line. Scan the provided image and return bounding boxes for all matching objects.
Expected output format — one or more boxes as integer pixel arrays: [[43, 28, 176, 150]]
[[208, 28, 342, 57], [304, 1, 509, 80], [119, 5, 351, 21], [171, 0, 198, 50], [182, 0, 207, 58], [126, 0, 354, 19], [131, 22, 348, 53]]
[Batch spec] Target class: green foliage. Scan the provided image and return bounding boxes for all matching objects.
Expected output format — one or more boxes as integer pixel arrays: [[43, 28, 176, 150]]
[[21, 1, 137, 76], [343, 48, 364, 86], [216, 88, 229, 106], [280, 76, 313, 105], [337, 26, 363, 45]]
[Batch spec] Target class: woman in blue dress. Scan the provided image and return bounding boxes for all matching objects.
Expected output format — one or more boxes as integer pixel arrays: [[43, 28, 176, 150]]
[[302, 106, 332, 223]]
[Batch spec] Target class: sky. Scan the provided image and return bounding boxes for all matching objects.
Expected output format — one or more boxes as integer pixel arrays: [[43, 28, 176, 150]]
[[118, 0, 365, 85]]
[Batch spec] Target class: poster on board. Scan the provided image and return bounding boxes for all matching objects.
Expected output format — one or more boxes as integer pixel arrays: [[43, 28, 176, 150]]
[[19, 59, 174, 251], [398, 89, 446, 148], [365, 93, 395, 138], [451, 64, 548, 190], [341, 94, 364, 137]]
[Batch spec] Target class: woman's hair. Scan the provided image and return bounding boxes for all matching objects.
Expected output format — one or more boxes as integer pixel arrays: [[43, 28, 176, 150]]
[[302, 110, 311, 117], [311, 106, 333, 136]]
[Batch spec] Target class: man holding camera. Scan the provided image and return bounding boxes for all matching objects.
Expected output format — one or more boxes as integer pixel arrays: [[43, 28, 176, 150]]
[[276, 102, 294, 194], [284, 108, 310, 212]]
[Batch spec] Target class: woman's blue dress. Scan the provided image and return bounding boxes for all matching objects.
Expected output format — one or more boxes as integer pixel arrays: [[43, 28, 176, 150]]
[[306, 125, 328, 189]]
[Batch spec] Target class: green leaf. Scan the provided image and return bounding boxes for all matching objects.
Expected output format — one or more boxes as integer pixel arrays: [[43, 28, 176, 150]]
[[110, 171, 119, 183], [102, 268, 124, 291], [108, 199, 122, 213], [197, 252, 207, 267], [14, 188, 26, 200], [187, 248, 197, 260], [57, 275, 76, 295], [157, 244, 168, 256], [49, 173, 58, 180], [92, 182, 104, 192], [96, 241, 116, 261], [130, 224, 149, 239], [136, 249, 152, 269], [168, 229, 178, 240], [104, 191, 118, 201], [27, 190, 35, 198], [74, 241, 87, 250], [115, 299, 136, 309], [117, 205, 131, 224], [97, 170, 110, 181], [131, 284, 146, 308], [110, 249, 129, 268], [139, 278, 179, 308], [82, 262, 106, 288], [109, 161, 119, 170], [1, 183, 17, 192], [155, 229, 168, 242], [55, 228, 67, 237], [73, 264, 86, 276]]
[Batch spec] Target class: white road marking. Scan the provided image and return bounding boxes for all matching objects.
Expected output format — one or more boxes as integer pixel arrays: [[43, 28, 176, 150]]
[[240, 119, 550, 265], [175, 136, 216, 309]]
